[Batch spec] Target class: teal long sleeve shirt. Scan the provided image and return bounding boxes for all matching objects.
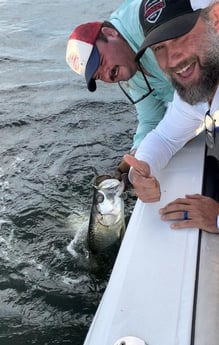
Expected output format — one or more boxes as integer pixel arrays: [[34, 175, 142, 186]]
[[110, 0, 174, 149]]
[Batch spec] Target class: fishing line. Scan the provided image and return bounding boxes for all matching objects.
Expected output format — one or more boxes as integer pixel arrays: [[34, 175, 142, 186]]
[[75, 111, 98, 178]]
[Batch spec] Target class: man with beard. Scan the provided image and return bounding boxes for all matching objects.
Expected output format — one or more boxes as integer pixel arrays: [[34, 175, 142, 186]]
[[124, 0, 219, 233]]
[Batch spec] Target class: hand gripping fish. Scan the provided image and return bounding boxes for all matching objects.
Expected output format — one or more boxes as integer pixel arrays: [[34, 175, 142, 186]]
[[87, 175, 126, 254]]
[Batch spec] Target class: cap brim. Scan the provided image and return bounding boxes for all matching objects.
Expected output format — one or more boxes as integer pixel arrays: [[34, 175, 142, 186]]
[[85, 45, 100, 92], [136, 10, 201, 62]]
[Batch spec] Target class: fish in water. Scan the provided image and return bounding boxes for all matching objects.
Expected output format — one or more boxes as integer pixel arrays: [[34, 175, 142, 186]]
[[87, 175, 126, 254]]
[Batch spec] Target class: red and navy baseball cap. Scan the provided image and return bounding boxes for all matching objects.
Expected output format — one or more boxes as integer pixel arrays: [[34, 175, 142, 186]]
[[66, 22, 103, 92], [136, 0, 211, 61]]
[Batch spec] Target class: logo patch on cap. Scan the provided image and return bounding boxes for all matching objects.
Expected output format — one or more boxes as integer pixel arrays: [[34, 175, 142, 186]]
[[144, 0, 166, 23], [66, 40, 82, 74], [66, 39, 94, 77]]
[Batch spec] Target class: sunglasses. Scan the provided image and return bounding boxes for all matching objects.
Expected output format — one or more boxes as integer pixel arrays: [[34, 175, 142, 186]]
[[205, 110, 219, 149], [118, 63, 154, 105]]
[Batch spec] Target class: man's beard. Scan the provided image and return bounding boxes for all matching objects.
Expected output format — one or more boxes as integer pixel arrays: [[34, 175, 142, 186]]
[[170, 56, 219, 105], [169, 24, 219, 105]]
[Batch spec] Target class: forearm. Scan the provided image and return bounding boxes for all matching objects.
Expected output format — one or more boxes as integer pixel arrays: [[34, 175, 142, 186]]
[[135, 96, 206, 175], [132, 94, 167, 150]]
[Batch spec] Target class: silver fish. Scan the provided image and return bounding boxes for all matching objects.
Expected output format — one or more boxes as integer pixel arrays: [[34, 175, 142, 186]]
[[87, 175, 126, 254]]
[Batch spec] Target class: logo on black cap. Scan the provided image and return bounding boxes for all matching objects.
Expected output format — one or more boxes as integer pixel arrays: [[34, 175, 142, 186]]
[[143, 0, 166, 23]]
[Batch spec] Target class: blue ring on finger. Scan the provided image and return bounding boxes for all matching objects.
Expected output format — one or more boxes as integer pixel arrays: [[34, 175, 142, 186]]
[[183, 210, 188, 220]]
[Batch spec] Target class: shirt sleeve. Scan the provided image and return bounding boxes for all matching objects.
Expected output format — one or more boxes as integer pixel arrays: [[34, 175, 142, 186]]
[[135, 92, 208, 176], [128, 74, 169, 150], [132, 93, 168, 150]]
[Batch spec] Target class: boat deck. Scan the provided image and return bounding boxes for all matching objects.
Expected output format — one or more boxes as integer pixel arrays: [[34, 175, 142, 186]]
[[84, 133, 219, 345]]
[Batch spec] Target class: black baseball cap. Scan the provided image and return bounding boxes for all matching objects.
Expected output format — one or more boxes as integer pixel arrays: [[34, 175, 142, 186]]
[[136, 0, 204, 61]]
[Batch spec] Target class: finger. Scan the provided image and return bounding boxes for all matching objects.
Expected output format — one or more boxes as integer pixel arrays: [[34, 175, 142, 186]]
[[161, 210, 191, 221], [141, 195, 161, 202], [124, 154, 150, 176], [131, 175, 160, 202], [121, 173, 133, 190], [185, 194, 204, 200], [137, 189, 161, 203], [116, 160, 130, 174], [133, 174, 159, 189], [159, 204, 186, 215], [159, 198, 190, 213], [114, 169, 122, 180], [170, 220, 194, 230]]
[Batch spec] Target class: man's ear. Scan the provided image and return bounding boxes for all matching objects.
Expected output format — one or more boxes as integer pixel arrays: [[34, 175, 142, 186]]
[[100, 26, 119, 38], [210, 3, 219, 32]]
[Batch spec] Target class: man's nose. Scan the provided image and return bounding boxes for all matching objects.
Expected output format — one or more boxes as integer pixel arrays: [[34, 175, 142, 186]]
[[166, 42, 185, 67]]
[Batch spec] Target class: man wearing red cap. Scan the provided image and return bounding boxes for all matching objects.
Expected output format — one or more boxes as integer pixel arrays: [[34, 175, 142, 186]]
[[66, 0, 174, 180], [125, 0, 219, 233]]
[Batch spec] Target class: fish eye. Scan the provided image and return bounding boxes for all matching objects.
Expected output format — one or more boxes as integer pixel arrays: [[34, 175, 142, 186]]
[[96, 192, 104, 203]]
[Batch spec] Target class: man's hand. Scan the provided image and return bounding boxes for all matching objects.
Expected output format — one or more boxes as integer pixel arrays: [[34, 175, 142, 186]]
[[114, 150, 136, 190], [124, 154, 161, 202], [114, 158, 131, 177], [159, 194, 219, 233]]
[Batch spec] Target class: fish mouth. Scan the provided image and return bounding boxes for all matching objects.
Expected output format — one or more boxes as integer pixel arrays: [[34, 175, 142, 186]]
[[99, 179, 121, 189], [93, 175, 124, 194], [93, 174, 112, 188]]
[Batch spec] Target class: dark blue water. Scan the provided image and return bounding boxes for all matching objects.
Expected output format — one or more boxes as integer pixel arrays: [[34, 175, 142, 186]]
[[0, 1, 136, 344]]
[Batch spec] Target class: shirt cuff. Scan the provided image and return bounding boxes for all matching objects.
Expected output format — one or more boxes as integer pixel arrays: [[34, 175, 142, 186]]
[[217, 215, 219, 229]]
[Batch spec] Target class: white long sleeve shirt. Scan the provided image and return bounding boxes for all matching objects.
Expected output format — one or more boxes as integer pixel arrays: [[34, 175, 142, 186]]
[[135, 87, 219, 176]]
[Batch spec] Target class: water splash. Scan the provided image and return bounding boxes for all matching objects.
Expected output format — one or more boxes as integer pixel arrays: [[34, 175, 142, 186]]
[[66, 213, 90, 260]]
